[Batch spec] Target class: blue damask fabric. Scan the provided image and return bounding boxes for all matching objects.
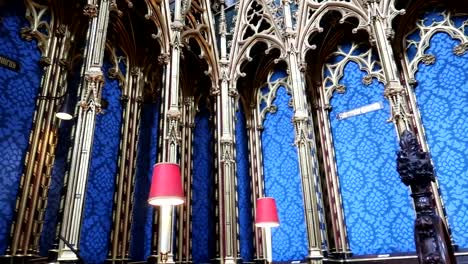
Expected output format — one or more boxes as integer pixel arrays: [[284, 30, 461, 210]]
[[329, 61, 414, 255], [79, 60, 122, 263], [235, 103, 254, 261], [262, 71, 308, 262], [412, 32, 468, 248], [192, 106, 216, 263], [130, 102, 160, 260], [0, 3, 42, 254]]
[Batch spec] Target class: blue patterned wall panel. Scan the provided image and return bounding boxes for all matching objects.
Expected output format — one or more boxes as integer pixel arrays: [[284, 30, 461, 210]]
[[261, 71, 308, 262], [328, 62, 414, 255], [130, 102, 160, 260], [79, 60, 122, 263], [0, 3, 42, 254], [192, 107, 216, 263], [235, 103, 254, 261], [412, 32, 468, 248]]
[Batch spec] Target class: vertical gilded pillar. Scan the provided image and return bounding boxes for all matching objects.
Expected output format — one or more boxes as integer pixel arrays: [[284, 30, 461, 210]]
[[313, 78, 350, 257], [57, 1, 110, 261], [156, 0, 189, 262], [217, 1, 239, 263], [8, 8, 73, 255], [108, 66, 144, 262], [177, 95, 195, 262], [249, 105, 266, 261], [282, 1, 324, 262]]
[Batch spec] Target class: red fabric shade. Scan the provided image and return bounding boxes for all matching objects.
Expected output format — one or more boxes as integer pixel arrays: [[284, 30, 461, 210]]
[[255, 197, 280, 227], [148, 163, 184, 206]]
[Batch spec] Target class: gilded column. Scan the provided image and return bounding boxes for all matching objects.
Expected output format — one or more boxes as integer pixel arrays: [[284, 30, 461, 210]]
[[177, 95, 195, 262], [108, 66, 143, 262], [248, 105, 266, 260], [155, 0, 189, 262], [282, 1, 324, 262], [216, 1, 239, 263], [8, 6, 72, 255], [57, 1, 110, 261]]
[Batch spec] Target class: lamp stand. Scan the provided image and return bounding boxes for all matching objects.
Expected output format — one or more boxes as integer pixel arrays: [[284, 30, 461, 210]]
[[264, 227, 272, 264], [159, 205, 175, 263]]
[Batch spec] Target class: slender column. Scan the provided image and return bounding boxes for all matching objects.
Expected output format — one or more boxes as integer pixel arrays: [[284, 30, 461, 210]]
[[58, 1, 110, 261], [108, 66, 143, 262], [9, 22, 70, 256], [177, 96, 195, 262], [282, 1, 323, 262], [156, 0, 188, 262], [314, 80, 350, 257], [148, 53, 170, 263], [217, 2, 238, 263], [249, 106, 266, 261], [368, 3, 410, 134]]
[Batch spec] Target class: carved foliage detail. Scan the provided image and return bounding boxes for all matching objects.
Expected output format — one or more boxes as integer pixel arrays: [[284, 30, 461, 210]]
[[83, 4, 98, 18], [396, 130, 455, 264], [80, 71, 105, 112], [396, 131, 435, 187]]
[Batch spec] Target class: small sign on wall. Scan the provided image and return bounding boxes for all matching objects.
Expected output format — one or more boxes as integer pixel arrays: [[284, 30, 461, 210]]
[[337, 101, 384, 120], [0, 55, 20, 72]]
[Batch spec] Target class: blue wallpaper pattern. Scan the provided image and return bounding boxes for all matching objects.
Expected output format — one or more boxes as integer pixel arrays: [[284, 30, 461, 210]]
[[262, 75, 309, 262], [192, 107, 216, 263], [328, 61, 415, 255], [412, 32, 468, 248], [0, 3, 42, 254], [79, 61, 122, 263], [130, 102, 160, 260], [235, 103, 254, 261]]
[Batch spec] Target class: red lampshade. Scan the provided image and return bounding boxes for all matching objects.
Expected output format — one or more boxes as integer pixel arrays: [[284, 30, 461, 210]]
[[148, 163, 184, 206], [255, 197, 280, 227]]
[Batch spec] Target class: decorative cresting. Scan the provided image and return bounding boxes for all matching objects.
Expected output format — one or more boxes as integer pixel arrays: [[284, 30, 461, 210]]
[[396, 131, 456, 264], [404, 11, 468, 82], [57, 0, 111, 261]]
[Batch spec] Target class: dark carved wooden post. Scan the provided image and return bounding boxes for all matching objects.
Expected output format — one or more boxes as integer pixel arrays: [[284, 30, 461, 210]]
[[396, 131, 457, 264]]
